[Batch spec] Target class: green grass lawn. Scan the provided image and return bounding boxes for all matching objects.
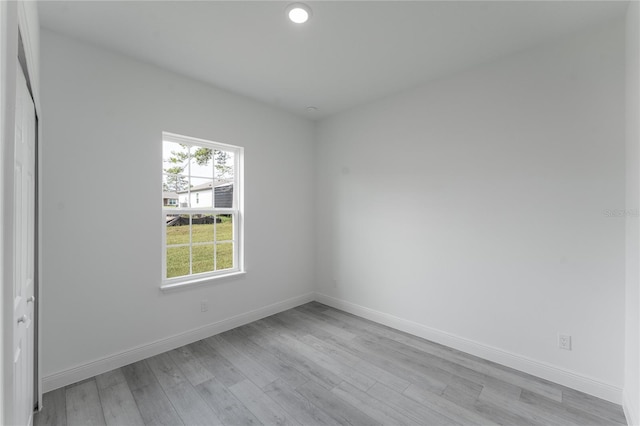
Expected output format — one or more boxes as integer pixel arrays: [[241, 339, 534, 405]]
[[166, 221, 233, 278]]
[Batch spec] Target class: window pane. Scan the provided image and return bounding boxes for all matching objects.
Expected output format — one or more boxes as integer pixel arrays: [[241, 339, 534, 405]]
[[177, 192, 189, 208], [163, 172, 189, 195], [214, 182, 233, 208], [192, 215, 215, 243], [166, 215, 190, 245], [163, 142, 189, 199], [215, 215, 233, 241], [193, 244, 214, 274], [167, 246, 190, 278], [190, 145, 214, 179], [163, 141, 189, 166], [162, 183, 180, 208], [214, 149, 234, 181], [216, 242, 233, 270]]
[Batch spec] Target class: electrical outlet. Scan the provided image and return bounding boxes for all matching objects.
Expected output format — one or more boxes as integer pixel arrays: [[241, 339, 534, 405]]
[[558, 334, 571, 350], [201, 300, 208, 312]]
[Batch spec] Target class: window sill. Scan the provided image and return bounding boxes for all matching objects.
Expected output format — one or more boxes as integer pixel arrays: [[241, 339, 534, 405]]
[[160, 270, 246, 293]]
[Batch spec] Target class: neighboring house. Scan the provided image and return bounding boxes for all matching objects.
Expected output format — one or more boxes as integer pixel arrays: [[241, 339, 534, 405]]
[[162, 191, 179, 207], [177, 181, 233, 208]]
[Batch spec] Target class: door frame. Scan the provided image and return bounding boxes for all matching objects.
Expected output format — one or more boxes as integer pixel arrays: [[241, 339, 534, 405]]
[[1, 1, 40, 423], [18, 26, 40, 416]]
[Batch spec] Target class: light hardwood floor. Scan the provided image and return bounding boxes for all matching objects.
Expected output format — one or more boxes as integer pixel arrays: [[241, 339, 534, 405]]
[[35, 302, 627, 426]]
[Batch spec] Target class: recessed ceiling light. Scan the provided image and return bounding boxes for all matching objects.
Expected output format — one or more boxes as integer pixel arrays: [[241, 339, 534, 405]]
[[286, 3, 312, 24]]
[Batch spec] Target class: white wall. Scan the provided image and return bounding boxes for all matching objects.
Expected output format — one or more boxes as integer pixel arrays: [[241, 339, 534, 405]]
[[316, 20, 626, 402], [39, 30, 316, 388], [625, 1, 640, 424]]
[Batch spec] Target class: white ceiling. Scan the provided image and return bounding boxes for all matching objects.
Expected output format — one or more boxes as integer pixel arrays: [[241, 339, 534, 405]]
[[38, 1, 628, 119]]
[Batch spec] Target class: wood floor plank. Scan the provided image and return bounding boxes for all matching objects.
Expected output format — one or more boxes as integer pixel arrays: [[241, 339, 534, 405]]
[[94, 368, 127, 390], [298, 333, 360, 366], [121, 360, 161, 391], [263, 379, 340, 426], [164, 381, 224, 426], [295, 380, 381, 426], [340, 335, 455, 393], [122, 361, 184, 426], [366, 382, 459, 425], [332, 381, 421, 426], [520, 389, 626, 426], [428, 379, 539, 425], [298, 332, 411, 393], [364, 330, 563, 403], [278, 308, 357, 341], [275, 332, 376, 392], [146, 352, 188, 389], [402, 383, 499, 425], [441, 378, 483, 406], [478, 384, 568, 426], [168, 344, 215, 387], [65, 380, 106, 426], [352, 359, 411, 393], [229, 379, 298, 426], [95, 369, 144, 426], [205, 334, 278, 389], [244, 322, 343, 390], [561, 387, 627, 425], [263, 314, 311, 340], [196, 377, 263, 426], [221, 328, 310, 389], [188, 339, 247, 387], [146, 352, 223, 426], [35, 387, 67, 426], [352, 334, 523, 399], [472, 399, 543, 426], [260, 314, 424, 392]]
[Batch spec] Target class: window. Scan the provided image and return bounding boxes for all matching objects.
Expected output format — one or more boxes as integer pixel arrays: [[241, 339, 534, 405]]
[[162, 132, 244, 289]]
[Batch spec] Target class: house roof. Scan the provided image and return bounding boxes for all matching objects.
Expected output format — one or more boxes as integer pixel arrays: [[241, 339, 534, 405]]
[[162, 191, 178, 199], [177, 180, 232, 194]]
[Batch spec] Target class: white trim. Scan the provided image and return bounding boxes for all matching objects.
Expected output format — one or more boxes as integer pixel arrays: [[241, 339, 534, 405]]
[[624, 389, 639, 426], [160, 270, 246, 292], [314, 292, 624, 404], [163, 132, 240, 152], [41, 292, 314, 393], [166, 208, 236, 215]]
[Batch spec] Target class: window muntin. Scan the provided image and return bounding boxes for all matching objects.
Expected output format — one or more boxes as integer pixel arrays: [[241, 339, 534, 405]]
[[162, 132, 243, 286]]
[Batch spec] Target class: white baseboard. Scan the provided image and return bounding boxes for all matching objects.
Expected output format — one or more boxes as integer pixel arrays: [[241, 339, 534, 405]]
[[624, 389, 639, 426], [42, 292, 315, 393], [314, 292, 623, 405]]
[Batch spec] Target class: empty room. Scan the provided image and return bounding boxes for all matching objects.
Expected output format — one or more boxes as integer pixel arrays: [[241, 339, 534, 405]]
[[1, 0, 639, 425]]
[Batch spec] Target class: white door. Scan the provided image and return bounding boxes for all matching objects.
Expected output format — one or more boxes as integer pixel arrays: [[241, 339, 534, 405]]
[[13, 63, 36, 426]]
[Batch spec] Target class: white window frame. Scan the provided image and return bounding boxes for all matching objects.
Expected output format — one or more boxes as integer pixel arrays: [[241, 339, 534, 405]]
[[161, 132, 244, 291]]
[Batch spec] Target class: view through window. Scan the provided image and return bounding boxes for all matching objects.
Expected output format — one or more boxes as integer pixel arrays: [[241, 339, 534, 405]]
[[162, 132, 243, 285]]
